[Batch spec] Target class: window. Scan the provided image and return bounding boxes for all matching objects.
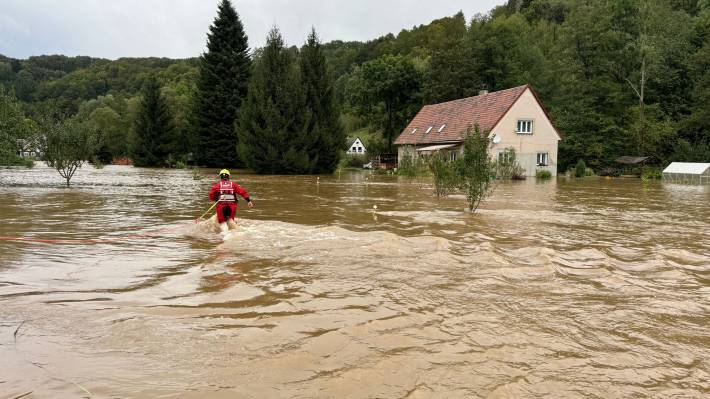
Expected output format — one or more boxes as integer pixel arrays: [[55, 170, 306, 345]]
[[449, 151, 457, 162], [517, 120, 533, 134], [411, 128, 417, 135], [425, 126, 433, 134], [438, 124, 447, 133], [498, 151, 513, 164], [536, 152, 548, 166], [351, 146, 357, 152], [358, 147, 363, 153]]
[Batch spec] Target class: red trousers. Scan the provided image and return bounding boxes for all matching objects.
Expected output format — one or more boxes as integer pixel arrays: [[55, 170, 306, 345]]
[[216, 202, 237, 223]]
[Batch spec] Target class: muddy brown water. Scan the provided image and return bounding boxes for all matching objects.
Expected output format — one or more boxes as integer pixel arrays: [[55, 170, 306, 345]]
[[1, 164, 709, 398]]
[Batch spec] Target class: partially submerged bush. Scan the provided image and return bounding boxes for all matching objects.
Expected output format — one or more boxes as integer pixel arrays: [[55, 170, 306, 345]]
[[429, 152, 459, 197], [396, 152, 427, 176], [493, 147, 525, 180], [341, 154, 369, 168], [642, 167, 662, 180], [575, 159, 586, 178], [535, 169, 552, 179]]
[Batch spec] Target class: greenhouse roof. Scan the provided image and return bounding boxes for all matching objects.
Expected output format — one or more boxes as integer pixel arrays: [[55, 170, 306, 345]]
[[662, 162, 710, 175]]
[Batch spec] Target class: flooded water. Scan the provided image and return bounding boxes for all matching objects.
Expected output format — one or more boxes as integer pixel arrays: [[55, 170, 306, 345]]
[[1, 164, 709, 398]]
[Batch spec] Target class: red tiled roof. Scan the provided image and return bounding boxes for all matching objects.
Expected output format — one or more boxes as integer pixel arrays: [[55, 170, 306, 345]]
[[394, 85, 529, 145]]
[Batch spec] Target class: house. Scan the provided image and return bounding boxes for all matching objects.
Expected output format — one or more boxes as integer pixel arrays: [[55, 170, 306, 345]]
[[346, 137, 366, 155], [393, 85, 563, 177], [16, 138, 43, 158]]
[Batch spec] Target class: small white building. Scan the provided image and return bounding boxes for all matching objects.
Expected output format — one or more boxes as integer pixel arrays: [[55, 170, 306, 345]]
[[346, 137, 366, 155], [662, 162, 710, 184]]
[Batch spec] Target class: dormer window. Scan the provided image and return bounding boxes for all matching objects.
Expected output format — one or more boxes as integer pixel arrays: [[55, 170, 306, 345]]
[[517, 120, 533, 134], [425, 126, 433, 134], [411, 128, 417, 135], [438, 124, 446, 133]]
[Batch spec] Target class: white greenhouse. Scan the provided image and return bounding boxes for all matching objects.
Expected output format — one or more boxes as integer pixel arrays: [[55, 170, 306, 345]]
[[662, 162, 710, 184]]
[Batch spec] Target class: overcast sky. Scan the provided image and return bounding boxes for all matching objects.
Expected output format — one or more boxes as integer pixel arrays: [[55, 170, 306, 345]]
[[0, 0, 504, 60]]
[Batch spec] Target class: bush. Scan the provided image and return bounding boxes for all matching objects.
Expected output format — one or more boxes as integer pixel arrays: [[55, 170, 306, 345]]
[[535, 169, 552, 179], [429, 153, 459, 197], [642, 167, 662, 180], [458, 125, 494, 212], [396, 152, 427, 177], [493, 147, 525, 179], [341, 154, 369, 168], [575, 159, 586, 178]]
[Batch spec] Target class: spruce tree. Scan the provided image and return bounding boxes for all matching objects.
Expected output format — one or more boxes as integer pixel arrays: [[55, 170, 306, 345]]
[[192, 0, 250, 167], [237, 28, 308, 174], [300, 28, 344, 173], [131, 77, 175, 167]]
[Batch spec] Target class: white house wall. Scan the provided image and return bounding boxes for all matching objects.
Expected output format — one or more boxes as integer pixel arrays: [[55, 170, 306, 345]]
[[489, 88, 560, 176]]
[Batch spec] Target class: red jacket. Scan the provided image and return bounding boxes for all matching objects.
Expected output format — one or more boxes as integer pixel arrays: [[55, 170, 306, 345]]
[[209, 180, 250, 203]]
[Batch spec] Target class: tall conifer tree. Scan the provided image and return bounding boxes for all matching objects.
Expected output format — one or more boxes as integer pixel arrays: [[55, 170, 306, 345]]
[[131, 77, 175, 167], [237, 28, 308, 174], [192, 0, 250, 167], [300, 28, 344, 173]]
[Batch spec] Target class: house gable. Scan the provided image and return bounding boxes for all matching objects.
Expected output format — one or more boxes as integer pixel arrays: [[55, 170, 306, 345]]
[[346, 137, 366, 154]]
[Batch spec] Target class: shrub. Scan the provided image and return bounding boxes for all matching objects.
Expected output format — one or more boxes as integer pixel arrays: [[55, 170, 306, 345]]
[[642, 167, 662, 180], [535, 169, 552, 179], [396, 152, 427, 176], [493, 147, 525, 180], [575, 159, 586, 178], [458, 125, 494, 212], [341, 154, 369, 168], [429, 152, 459, 197]]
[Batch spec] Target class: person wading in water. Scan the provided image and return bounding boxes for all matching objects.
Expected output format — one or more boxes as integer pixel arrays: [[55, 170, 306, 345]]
[[209, 169, 253, 234]]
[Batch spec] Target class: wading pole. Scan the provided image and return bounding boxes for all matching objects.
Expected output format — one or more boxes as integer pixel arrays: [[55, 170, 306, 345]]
[[197, 201, 218, 221]]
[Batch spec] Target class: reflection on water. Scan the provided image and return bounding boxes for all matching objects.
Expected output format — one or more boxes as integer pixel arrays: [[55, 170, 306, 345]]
[[1, 164, 709, 398]]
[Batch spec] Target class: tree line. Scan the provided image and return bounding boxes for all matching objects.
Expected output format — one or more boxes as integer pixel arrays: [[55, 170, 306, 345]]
[[1, 0, 709, 174]]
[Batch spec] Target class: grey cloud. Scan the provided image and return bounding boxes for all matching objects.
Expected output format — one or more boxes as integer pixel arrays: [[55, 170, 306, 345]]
[[0, 0, 503, 59]]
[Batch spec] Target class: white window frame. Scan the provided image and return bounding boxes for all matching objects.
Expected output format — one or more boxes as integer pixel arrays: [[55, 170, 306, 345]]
[[425, 126, 433, 134], [498, 151, 513, 164], [411, 128, 417, 135], [516, 119, 534, 134], [536, 152, 548, 166], [438, 124, 447, 133]]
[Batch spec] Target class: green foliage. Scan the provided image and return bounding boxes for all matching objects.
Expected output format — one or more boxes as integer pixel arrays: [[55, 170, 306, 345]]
[[669, 139, 710, 162], [536, 169, 552, 179], [493, 147, 525, 179], [0, 88, 38, 166], [192, 0, 251, 167], [575, 159, 587, 178], [299, 29, 345, 173], [237, 28, 309, 174], [429, 152, 460, 197], [458, 125, 494, 212], [423, 12, 479, 103], [130, 77, 175, 167], [396, 152, 427, 177], [642, 167, 662, 180], [42, 117, 97, 187], [341, 154, 369, 168], [347, 54, 422, 151]]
